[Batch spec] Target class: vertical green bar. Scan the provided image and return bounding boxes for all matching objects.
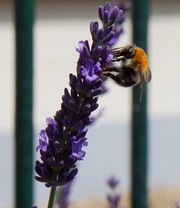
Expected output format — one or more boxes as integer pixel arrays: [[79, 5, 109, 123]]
[[15, 0, 34, 207], [131, 0, 149, 208]]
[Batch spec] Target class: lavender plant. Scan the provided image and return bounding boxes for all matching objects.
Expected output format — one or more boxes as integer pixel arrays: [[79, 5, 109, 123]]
[[34, 2, 128, 208], [176, 202, 180, 208], [107, 176, 122, 208], [55, 182, 73, 208]]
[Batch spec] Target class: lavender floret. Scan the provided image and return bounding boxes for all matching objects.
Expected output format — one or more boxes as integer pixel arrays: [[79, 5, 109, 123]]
[[107, 176, 122, 208], [55, 181, 74, 208], [107, 194, 121, 208], [35, 2, 128, 187], [176, 202, 180, 208], [107, 176, 119, 189]]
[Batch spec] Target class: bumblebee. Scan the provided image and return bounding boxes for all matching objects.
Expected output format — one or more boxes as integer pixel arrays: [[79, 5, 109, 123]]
[[103, 45, 151, 99]]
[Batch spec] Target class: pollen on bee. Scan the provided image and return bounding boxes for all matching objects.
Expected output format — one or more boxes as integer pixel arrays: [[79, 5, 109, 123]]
[[133, 47, 149, 72]]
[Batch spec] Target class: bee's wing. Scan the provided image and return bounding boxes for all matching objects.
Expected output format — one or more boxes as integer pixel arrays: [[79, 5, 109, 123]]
[[144, 67, 152, 83], [111, 47, 126, 62], [111, 47, 124, 52]]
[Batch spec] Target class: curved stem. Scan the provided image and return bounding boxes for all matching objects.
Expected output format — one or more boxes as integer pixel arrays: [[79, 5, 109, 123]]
[[47, 186, 56, 208]]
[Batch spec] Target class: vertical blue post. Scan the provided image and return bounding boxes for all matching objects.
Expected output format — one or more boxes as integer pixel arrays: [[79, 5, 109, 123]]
[[15, 0, 34, 207], [131, 0, 149, 208]]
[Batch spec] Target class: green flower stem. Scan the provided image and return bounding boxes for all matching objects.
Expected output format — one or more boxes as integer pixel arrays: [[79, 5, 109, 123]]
[[47, 186, 57, 208]]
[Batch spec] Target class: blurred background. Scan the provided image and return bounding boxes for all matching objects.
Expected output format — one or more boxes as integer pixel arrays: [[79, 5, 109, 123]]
[[0, 0, 180, 207]]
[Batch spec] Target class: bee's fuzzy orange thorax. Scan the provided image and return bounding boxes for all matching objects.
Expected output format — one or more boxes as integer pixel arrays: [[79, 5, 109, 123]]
[[133, 47, 148, 72]]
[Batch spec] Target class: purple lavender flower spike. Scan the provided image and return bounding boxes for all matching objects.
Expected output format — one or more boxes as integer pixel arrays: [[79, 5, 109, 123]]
[[176, 201, 180, 208], [55, 181, 74, 208], [35, 2, 128, 187], [109, 1, 131, 46], [107, 194, 121, 208], [107, 176, 119, 189], [107, 176, 122, 208]]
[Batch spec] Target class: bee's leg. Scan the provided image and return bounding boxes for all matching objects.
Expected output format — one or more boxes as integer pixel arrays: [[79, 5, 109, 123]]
[[102, 66, 122, 73], [103, 71, 118, 81], [102, 71, 124, 86], [111, 56, 126, 62], [102, 66, 122, 83]]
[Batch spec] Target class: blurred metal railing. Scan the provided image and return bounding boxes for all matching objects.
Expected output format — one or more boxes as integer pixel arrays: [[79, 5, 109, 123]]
[[15, 0, 34, 208], [131, 0, 149, 208]]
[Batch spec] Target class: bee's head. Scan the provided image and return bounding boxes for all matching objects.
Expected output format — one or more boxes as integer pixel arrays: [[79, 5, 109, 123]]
[[122, 46, 135, 59]]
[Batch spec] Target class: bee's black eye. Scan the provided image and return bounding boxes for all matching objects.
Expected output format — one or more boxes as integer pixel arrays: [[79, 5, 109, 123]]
[[125, 47, 134, 58], [127, 47, 133, 54]]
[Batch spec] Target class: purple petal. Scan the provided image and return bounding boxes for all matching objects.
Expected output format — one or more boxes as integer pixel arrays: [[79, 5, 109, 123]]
[[97, 29, 104, 41], [102, 31, 114, 44], [104, 2, 111, 12], [36, 130, 48, 152], [98, 6, 104, 21], [103, 10, 109, 24], [107, 176, 119, 188], [109, 6, 119, 21], [76, 41, 86, 53], [46, 117, 57, 128]]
